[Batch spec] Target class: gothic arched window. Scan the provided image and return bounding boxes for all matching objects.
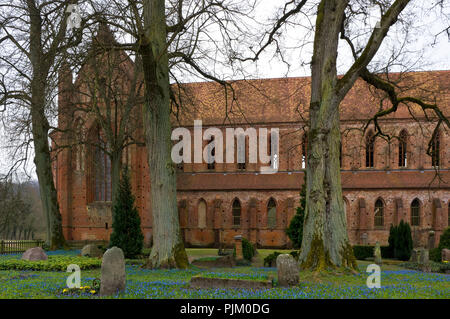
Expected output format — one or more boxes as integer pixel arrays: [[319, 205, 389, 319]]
[[398, 130, 408, 167], [411, 198, 420, 227], [431, 131, 440, 167], [267, 198, 277, 229], [374, 198, 384, 227], [366, 131, 375, 168], [92, 125, 111, 202], [232, 199, 241, 226]]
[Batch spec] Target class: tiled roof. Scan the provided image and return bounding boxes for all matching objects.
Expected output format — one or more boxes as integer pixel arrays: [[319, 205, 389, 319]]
[[172, 70, 450, 126]]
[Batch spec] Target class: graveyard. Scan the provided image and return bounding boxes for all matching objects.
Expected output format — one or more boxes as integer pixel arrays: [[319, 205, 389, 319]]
[[0, 243, 448, 299]]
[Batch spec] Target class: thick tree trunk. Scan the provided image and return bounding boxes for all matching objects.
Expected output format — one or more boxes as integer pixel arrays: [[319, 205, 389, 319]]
[[140, 0, 188, 269], [32, 107, 66, 249], [299, 0, 357, 271], [26, 1, 66, 249]]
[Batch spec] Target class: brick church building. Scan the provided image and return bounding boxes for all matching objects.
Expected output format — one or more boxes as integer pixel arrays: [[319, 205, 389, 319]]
[[54, 46, 450, 249]]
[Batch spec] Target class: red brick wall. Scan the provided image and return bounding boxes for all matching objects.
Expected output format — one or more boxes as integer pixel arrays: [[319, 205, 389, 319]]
[[55, 71, 450, 248]]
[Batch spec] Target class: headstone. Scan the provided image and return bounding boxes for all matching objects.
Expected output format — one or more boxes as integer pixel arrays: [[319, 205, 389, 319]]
[[374, 242, 382, 265], [234, 235, 243, 260], [81, 244, 103, 258], [441, 249, 450, 262], [410, 248, 420, 263], [418, 248, 429, 264], [276, 254, 299, 287], [100, 247, 126, 296], [418, 248, 430, 273], [22, 247, 48, 261]]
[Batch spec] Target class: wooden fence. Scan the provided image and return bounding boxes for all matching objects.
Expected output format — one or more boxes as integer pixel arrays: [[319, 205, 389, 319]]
[[0, 240, 45, 254]]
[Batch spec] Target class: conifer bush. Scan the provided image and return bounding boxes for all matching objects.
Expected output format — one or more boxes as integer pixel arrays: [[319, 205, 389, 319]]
[[242, 238, 256, 261], [286, 173, 306, 249], [388, 220, 413, 261], [109, 169, 144, 259]]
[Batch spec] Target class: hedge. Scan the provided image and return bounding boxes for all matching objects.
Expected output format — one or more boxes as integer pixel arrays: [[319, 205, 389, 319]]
[[352, 245, 391, 260], [0, 256, 101, 271]]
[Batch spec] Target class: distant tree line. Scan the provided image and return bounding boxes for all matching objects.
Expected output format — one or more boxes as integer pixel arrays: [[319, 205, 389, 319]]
[[0, 179, 44, 240]]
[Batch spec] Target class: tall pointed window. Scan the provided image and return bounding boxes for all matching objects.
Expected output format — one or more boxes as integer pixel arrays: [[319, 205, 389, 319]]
[[74, 119, 85, 171], [374, 199, 384, 227], [398, 130, 407, 167], [232, 199, 241, 227], [366, 131, 375, 168], [93, 127, 111, 202], [301, 133, 308, 169], [411, 198, 420, 226], [267, 198, 277, 229], [431, 131, 440, 167]]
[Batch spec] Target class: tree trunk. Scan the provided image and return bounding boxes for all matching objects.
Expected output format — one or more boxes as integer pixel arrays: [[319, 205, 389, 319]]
[[299, 0, 357, 271], [140, 0, 188, 269], [26, 1, 66, 249], [32, 104, 66, 249]]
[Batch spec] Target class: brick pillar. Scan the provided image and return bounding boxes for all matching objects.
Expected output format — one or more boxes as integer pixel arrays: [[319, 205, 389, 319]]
[[358, 198, 367, 244], [394, 198, 403, 224], [234, 235, 243, 260], [248, 198, 258, 245], [213, 198, 222, 248]]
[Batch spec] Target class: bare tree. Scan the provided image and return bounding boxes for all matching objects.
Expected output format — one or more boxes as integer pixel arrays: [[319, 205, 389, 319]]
[[87, 0, 256, 268], [0, 0, 87, 248]]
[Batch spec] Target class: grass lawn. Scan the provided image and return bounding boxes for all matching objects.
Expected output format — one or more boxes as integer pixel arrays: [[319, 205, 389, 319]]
[[0, 249, 448, 299]]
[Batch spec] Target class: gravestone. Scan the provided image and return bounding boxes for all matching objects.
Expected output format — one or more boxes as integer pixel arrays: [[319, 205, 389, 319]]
[[100, 247, 126, 296], [81, 244, 103, 258], [276, 254, 299, 287], [418, 248, 430, 273], [22, 247, 48, 261], [374, 242, 382, 265], [442, 249, 450, 262]]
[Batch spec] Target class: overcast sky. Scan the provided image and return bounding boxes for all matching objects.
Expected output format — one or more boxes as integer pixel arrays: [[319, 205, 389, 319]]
[[1, 0, 449, 180]]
